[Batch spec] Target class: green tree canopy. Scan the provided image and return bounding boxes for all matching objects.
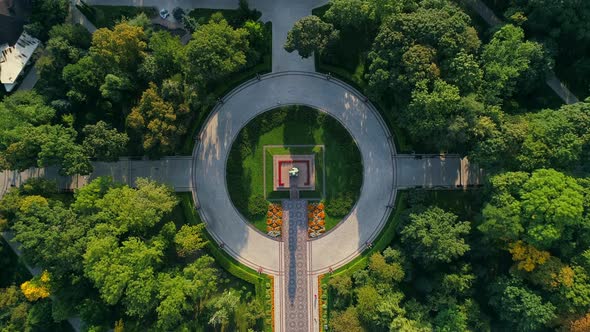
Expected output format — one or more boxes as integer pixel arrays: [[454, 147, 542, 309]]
[[183, 14, 249, 84], [480, 169, 586, 249], [401, 206, 471, 265], [284, 15, 340, 58], [82, 121, 129, 161]]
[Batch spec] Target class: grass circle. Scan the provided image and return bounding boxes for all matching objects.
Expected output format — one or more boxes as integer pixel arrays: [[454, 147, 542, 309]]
[[226, 105, 363, 235]]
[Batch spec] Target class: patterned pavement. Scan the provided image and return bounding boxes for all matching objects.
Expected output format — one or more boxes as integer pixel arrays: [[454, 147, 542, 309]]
[[282, 200, 309, 331]]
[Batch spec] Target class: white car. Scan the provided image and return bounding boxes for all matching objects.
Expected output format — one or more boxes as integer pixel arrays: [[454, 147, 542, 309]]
[[159, 9, 169, 19]]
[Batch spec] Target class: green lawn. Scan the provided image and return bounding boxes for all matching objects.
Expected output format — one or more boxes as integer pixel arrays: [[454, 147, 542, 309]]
[[84, 5, 158, 29], [227, 106, 363, 234]]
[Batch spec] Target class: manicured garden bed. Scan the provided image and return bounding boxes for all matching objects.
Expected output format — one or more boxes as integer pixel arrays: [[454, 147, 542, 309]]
[[227, 106, 363, 235]]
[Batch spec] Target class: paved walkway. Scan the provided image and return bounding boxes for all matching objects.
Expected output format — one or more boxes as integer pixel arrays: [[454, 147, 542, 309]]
[[281, 200, 310, 332], [460, 0, 579, 104], [0, 157, 192, 199], [394, 154, 483, 188]]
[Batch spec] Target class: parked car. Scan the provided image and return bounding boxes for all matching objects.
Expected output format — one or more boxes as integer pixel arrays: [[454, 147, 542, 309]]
[[159, 9, 169, 19]]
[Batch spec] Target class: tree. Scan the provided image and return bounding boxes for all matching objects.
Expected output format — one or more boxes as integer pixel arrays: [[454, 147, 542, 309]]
[[356, 285, 381, 323], [401, 207, 470, 265], [12, 199, 89, 277], [508, 241, 550, 272], [90, 23, 147, 72], [284, 15, 339, 58], [155, 273, 195, 330], [207, 290, 240, 331], [127, 82, 188, 155], [71, 177, 116, 215], [183, 15, 249, 84], [174, 224, 207, 257], [99, 74, 134, 103], [520, 169, 584, 248], [570, 313, 590, 332], [433, 305, 468, 332], [36, 24, 91, 100], [366, 2, 480, 100], [20, 271, 51, 301], [480, 169, 586, 249], [368, 252, 404, 284], [481, 24, 547, 103], [26, 0, 69, 41], [404, 79, 467, 150], [95, 178, 177, 234], [83, 236, 163, 315], [34, 125, 92, 175], [82, 121, 129, 161], [330, 306, 365, 332], [489, 277, 556, 331], [0, 91, 57, 170], [324, 0, 372, 30], [145, 31, 183, 82]]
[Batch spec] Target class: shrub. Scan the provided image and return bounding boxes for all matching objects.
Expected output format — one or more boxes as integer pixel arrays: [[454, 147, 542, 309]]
[[248, 194, 268, 217], [325, 192, 354, 218]]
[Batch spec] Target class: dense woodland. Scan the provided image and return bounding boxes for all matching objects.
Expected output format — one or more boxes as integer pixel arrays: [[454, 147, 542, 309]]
[[0, 0, 269, 175], [285, 0, 590, 331], [1, 0, 590, 331]]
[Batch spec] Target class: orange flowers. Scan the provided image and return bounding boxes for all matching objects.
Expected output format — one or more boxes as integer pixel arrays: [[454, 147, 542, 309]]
[[266, 203, 283, 237], [308, 202, 326, 238]]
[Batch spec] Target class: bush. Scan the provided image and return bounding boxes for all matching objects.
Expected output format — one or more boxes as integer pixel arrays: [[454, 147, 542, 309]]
[[172, 7, 185, 21], [247, 194, 268, 217], [325, 192, 354, 218]]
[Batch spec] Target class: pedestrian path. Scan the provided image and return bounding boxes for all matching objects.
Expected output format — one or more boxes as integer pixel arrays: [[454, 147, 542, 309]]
[[281, 200, 310, 332], [394, 154, 483, 188], [0, 157, 192, 200]]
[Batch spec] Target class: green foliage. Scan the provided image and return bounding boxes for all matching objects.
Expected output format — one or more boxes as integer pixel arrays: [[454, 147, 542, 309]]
[[36, 24, 92, 100], [481, 169, 586, 249], [183, 15, 249, 84], [127, 82, 188, 156], [489, 277, 556, 331], [481, 24, 548, 104], [401, 206, 471, 265], [366, 1, 480, 100], [325, 192, 354, 218], [285, 15, 340, 58], [247, 194, 268, 218], [26, 0, 69, 41], [82, 121, 129, 161], [95, 178, 177, 233], [174, 224, 208, 257]]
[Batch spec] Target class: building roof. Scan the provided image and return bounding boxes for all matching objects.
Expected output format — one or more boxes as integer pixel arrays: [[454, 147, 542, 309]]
[[0, 0, 31, 46], [1, 31, 39, 91]]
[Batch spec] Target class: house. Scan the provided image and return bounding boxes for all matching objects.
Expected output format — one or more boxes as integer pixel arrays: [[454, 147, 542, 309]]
[[0, 0, 39, 92]]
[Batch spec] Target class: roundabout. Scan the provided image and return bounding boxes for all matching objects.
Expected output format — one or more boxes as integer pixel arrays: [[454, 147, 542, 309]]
[[192, 71, 396, 275]]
